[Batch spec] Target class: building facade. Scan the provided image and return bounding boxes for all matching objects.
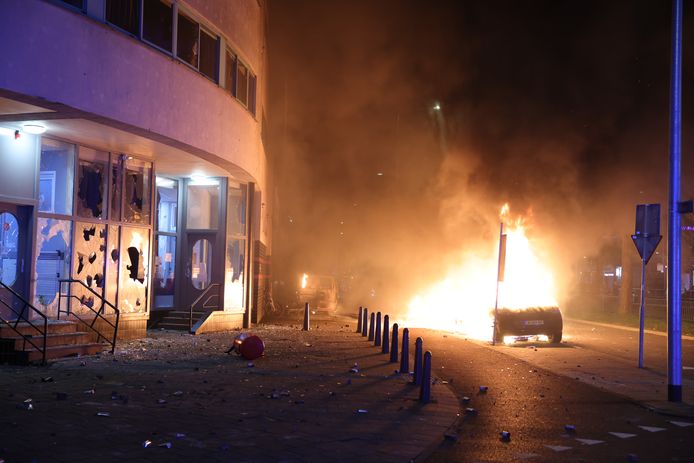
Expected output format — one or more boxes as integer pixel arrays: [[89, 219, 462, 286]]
[[0, 0, 270, 339]]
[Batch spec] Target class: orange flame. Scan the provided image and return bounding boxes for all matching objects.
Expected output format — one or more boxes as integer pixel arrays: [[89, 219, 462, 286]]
[[405, 205, 557, 340], [301, 273, 309, 289]]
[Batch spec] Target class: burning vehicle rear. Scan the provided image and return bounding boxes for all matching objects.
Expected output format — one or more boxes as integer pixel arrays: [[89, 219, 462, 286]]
[[493, 306, 562, 344], [297, 273, 338, 312]]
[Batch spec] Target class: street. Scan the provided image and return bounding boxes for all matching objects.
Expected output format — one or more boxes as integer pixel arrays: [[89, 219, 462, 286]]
[[411, 319, 694, 462]]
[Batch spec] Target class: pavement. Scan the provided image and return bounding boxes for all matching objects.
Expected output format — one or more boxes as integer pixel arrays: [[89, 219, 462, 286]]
[[0, 311, 459, 463], [1, 310, 692, 463]]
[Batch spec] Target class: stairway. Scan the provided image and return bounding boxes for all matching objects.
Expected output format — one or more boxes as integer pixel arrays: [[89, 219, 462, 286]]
[[0, 320, 106, 364], [154, 310, 208, 331]]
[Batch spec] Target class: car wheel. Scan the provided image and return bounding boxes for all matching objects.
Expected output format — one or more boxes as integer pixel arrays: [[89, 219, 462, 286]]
[[549, 331, 562, 344]]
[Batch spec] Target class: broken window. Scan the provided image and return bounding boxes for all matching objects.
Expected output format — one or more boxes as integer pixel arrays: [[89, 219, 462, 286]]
[[119, 226, 149, 313], [76, 147, 108, 219], [34, 218, 72, 317], [156, 177, 177, 233], [111, 155, 123, 221], [224, 183, 248, 310], [105, 225, 120, 307], [72, 223, 106, 314], [123, 157, 152, 225]]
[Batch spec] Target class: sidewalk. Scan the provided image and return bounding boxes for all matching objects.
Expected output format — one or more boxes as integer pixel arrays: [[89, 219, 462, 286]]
[[0, 312, 459, 463]]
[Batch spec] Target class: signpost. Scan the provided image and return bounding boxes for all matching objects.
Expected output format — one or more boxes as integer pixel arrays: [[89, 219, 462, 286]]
[[631, 204, 662, 369], [492, 223, 507, 346]]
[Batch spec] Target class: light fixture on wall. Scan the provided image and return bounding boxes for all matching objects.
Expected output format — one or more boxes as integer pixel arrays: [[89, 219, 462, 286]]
[[22, 124, 46, 134]]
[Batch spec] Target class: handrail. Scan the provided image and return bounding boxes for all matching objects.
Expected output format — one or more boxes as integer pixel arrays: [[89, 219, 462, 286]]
[[58, 279, 119, 354], [0, 281, 48, 364], [190, 283, 221, 331]]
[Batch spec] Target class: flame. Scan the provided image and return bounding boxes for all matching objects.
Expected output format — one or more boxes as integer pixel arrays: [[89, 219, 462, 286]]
[[405, 205, 557, 340], [301, 273, 309, 289]]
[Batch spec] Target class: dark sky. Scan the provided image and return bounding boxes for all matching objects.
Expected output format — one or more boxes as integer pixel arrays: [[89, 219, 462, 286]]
[[267, 0, 694, 308]]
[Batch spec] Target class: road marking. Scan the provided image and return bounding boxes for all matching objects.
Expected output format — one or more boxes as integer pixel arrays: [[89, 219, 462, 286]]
[[575, 438, 604, 445], [638, 426, 666, 433], [683, 366, 694, 370], [514, 453, 540, 460], [670, 421, 694, 427], [544, 445, 572, 452], [609, 432, 637, 439]]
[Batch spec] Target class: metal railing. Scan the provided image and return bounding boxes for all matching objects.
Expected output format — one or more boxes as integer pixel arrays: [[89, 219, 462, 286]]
[[0, 282, 48, 364], [57, 279, 119, 354], [189, 283, 221, 331]]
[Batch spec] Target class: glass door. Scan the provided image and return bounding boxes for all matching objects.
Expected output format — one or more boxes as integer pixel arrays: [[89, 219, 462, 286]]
[[0, 202, 31, 320]]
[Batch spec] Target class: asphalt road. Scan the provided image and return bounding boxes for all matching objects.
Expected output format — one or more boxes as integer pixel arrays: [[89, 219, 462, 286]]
[[412, 322, 694, 462]]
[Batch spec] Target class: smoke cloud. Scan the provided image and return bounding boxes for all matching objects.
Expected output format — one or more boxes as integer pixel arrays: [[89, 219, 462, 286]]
[[268, 0, 694, 314]]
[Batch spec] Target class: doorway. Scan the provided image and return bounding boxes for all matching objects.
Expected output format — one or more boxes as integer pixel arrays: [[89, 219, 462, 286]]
[[0, 202, 32, 320]]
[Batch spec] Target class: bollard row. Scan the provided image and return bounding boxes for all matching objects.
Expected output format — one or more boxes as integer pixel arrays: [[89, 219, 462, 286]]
[[354, 306, 432, 403]]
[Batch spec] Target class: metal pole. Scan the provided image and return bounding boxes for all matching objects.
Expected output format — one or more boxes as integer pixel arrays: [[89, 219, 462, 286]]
[[362, 308, 368, 337], [382, 315, 390, 354], [390, 323, 399, 363], [667, 0, 683, 403], [357, 306, 362, 333], [368, 312, 375, 341], [302, 302, 310, 331], [638, 259, 646, 368], [493, 222, 503, 345], [375, 312, 382, 346]]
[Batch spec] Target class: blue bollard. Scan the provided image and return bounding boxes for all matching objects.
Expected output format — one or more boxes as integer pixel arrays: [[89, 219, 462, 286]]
[[413, 337, 423, 385], [368, 312, 375, 341], [420, 351, 432, 403], [357, 306, 363, 333], [390, 323, 399, 363], [302, 302, 310, 331], [375, 312, 382, 346], [362, 308, 368, 337], [400, 328, 409, 374], [382, 315, 390, 354]]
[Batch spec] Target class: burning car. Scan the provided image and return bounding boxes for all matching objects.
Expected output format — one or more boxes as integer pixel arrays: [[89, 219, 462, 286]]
[[297, 273, 338, 312], [493, 306, 563, 344]]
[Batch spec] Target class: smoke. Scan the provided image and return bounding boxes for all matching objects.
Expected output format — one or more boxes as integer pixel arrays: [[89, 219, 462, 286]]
[[268, 0, 694, 314]]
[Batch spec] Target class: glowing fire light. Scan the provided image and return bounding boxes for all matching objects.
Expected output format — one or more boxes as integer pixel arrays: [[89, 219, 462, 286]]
[[301, 273, 309, 289], [405, 204, 557, 340]]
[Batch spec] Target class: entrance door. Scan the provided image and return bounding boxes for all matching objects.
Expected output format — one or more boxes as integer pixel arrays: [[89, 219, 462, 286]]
[[0, 202, 31, 320], [184, 232, 219, 311]]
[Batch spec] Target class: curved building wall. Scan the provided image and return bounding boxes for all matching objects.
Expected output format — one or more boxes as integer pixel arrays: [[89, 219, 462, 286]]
[[0, 0, 267, 198]]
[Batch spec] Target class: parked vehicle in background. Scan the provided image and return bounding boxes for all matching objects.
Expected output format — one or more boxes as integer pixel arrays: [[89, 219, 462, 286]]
[[297, 273, 338, 312]]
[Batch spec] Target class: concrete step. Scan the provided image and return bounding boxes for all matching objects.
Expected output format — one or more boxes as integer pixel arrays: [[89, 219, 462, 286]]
[[157, 321, 192, 331], [23, 343, 106, 363], [0, 320, 78, 337], [7, 331, 91, 349]]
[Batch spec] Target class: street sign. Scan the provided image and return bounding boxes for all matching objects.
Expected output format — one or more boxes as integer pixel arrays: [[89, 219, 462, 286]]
[[630, 203, 662, 370], [631, 203, 662, 265]]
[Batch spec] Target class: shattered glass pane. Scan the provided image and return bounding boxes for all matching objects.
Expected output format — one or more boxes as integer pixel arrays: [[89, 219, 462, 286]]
[[76, 147, 108, 219], [119, 226, 149, 313], [124, 158, 152, 225], [34, 218, 71, 317], [106, 225, 119, 308], [111, 155, 123, 221], [71, 222, 105, 315]]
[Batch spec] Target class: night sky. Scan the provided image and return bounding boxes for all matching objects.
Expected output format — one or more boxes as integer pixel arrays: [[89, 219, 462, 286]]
[[267, 0, 694, 309]]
